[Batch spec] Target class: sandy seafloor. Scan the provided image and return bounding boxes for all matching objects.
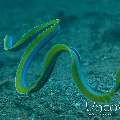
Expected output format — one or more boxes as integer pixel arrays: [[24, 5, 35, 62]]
[[1, 0, 120, 119]]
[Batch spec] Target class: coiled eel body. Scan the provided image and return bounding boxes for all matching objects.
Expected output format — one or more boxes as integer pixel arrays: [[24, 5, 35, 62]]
[[4, 19, 120, 103]]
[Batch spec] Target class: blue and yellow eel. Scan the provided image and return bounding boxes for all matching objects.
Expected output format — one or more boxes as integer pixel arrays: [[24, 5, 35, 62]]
[[3, 19, 120, 103]]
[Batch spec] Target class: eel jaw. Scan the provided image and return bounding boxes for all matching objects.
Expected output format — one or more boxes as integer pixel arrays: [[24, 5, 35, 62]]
[[4, 34, 13, 50]]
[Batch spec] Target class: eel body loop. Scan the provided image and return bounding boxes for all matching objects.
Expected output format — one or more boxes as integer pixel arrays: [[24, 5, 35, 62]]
[[4, 19, 120, 103]]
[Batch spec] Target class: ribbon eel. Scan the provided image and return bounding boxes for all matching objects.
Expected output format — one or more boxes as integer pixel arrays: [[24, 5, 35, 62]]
[[4, 19, 120, 103]]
